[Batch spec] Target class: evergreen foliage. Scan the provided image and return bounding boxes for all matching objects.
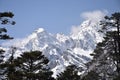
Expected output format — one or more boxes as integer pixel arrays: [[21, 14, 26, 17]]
[[0, 11, 15, 64], [0, 49, 5, 63], [0, 50, 55, 80], [0, 47, 18, 80], [81, 70, 100, 80], [87, 12, 120, 80], [113, 74, 120, 80], [57, 65, 81, 80], [0, 12, 15, 40], [0, 11, 16, 80], [100, 12, 120, 74], [14, 51, 54, 80]]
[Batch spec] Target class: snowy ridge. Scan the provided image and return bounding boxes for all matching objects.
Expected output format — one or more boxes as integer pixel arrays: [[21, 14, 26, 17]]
[[3, 19, 104, 77]]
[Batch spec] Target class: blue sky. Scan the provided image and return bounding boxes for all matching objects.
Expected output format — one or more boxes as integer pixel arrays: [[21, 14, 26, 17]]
[[0, 0, 120, 38]]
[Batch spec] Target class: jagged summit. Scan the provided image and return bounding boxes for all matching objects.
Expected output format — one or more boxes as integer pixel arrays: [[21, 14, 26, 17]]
[[35, 28, 45, 33]]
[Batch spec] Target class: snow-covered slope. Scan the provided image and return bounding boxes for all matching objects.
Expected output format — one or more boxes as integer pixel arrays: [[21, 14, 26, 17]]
[[3, 19, 104, 77]]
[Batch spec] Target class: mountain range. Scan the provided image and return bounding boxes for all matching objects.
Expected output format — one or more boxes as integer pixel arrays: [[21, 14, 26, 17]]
[[2, 19, 104, 78]]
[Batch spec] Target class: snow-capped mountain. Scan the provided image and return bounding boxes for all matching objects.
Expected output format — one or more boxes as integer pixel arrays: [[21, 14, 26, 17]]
[[3, 19, 104, 77]]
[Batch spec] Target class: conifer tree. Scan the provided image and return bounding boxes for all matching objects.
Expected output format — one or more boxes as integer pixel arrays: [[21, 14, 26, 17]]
[[0, 12, 15, 64], [0, 47, 19, 80], [14, 51, 54, 80], [88, 31, 119, 79], [0, 12, 15, 63], [0, 12, 16, 80], [87, 12, 120, 79], [57, 65, 80, 80], [100, 12, 120, 74]]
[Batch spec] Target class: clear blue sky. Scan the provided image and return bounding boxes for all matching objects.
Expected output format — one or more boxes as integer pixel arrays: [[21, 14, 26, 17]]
[[0, 0, 120, 38]]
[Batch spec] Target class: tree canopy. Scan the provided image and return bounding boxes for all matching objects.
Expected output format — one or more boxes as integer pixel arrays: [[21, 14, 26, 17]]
[[57, 65, 81, 80], [0, 12, 15, 40]]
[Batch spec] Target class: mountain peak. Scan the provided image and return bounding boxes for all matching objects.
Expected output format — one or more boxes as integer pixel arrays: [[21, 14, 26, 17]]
[[35, 28, 45, 33]]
